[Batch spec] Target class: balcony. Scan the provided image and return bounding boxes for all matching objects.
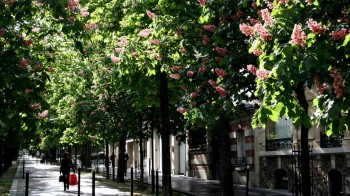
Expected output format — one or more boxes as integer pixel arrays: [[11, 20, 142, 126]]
[[266, 138, 292, 151], [320, 133, 343, 148]]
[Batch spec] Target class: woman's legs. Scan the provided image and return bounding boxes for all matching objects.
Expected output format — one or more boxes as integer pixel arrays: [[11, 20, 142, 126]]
[[63, 172, 70, 191]]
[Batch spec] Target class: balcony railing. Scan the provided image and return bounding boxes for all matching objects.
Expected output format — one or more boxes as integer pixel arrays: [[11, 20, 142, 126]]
[[266, 138, 292, 151], [320, 133, 343, 148], [233, 157, 246, 166]]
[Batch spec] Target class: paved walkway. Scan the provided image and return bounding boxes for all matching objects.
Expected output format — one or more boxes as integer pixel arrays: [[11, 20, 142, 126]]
[[10, 155, 293, 195]]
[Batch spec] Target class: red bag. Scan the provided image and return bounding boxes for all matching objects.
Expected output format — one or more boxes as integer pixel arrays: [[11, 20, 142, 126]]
[[69, 173, 78, 186]]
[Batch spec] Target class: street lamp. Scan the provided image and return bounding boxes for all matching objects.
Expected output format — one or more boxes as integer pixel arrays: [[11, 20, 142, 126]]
[[246, 165, 250, 196]]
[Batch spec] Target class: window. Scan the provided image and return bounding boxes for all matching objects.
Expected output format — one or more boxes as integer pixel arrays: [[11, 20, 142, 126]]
[[275, 116, 292, 139]]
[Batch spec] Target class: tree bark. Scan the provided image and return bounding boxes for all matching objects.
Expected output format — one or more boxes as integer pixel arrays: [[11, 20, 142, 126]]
[[105, 141, 109, 179], [116, 129, 127, 183], [294, 82, 310, 196], [138, 116, 144, 189], [218, 117, 234, 196], [160, 71, 172, 196]]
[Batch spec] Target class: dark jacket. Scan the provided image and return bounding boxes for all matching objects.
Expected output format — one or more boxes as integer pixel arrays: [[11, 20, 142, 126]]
[[60, 157, 75, 174]]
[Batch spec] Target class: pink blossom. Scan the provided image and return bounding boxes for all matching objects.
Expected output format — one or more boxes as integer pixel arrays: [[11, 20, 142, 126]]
[[171, 66, 182, 72], [150, 39, 161, 45], [140, 29, 151, 38], [190, 92, 197, 99], [115, 48, 123, 53], [2, 0, 15, 6], [247, 64, 258, 75], [239, 23, 255, 38], [204, 25, 216, 32], [199, 66, 206, 73], [290, 24, 307, 47], [46, 67, 55, 72], [198, 0, 207, 6], [305, 0, 313, 5], [25, 89, 33, 95], [29, 103, 41, 110], [80, 7, 89, 17], [330, 69, 345, 98], [208, 79, 218, 87], [307, 19, 326, 35], [170, 73, 180, 80], [155, 54, 163, 60], [261, 8, 274, 27], [146, 10, 156, 20], [279, 0, 289, 4], [35, 63, 43, 72], [180, 85, 187, 91], [67, 0, 79, 12], [314, 76, 325, 94], [69, 16, 75, 23], [131, 51, 139, 57], [215, 86, 227, 97], [85, 23, 98, 31], [38, 110, 49, 119], [249, 18, 259, 25], [330, 28, 348, 40], [203, 35, 210, 45], [19, 59, 30, 69], [252, 49, 264, 56], [252, 2, 258, 9], [216, 47, 228, 56], [256, 69, 271, 80], [254, 23, 273, 41], [23, 38, 34, 47], [177, 107, 186, 114], [187, 71, 194, 77], [118, 37, 129, 47], [181, 47, 187, 55], [111, 56, 121, 63], [215, 68, 227, 78], [0, 28, 6, 36]]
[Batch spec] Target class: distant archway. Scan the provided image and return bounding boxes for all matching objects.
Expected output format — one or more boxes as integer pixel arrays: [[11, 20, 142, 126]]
[[274, 169, 288, 189], [328, 169, 342, 196]]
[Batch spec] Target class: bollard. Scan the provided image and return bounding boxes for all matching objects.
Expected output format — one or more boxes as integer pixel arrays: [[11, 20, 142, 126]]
[[131, 167, 133, 195], [78, 168, 81, 196], [112, 166, 115, 181], [23, 160, 25, 179], [92, 170, 95, 196], [246, 165, 250, 196], [151, 169, 155, 193], [156, 170, 159, 196], [25, 172, 29, 196]]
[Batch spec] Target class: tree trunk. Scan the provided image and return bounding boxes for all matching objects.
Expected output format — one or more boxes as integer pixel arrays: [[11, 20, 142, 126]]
[[218, 117, 234, 196], [160, 71, 172, 196], [105, 141, 109, 179], [294, 82, 310, 196], [116, 129, 127, 183]]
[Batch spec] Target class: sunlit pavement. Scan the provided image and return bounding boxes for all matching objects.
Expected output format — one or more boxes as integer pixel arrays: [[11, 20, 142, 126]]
[[10, 155, 292, 196], [10, 155, 129, 196]]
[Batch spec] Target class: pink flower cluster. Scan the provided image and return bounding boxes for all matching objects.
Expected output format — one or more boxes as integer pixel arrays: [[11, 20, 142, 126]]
[[38, 110, 49, 119], [290, 24, 307, 47], [305, 0, 313, 5], [279, 0, 289, 4], [115, 48, 123, 53], [314, 76, 329, 94], [177, 107, 186, 114], [208, 79, 217, 87], [139, 29, 151, 38], [199, 66, 206, 73], [247, 64, 270, 80], [170, 73, 180, 80], [261, 8, 274, 27], [150, 39, 160, 45], [25, 89, 33, 95], [252, 49, 264, 56], [80, 7, 89, 17], [239, 23, 255, 38], [330, 28, 348, 40], [171, 66, 182, 71], [146, 10, 156, 20], [247, 64, 258, 75], [240, 23, 272, 41], [68, 0, 79, 12], [198, 0, 207, 7], [85, 23, 98, 31], [216, 47, 228, 56], [215, 68, 227, 78], [215, 86, 227, 97], [118, 37, 129, 47], [307, 19, 326, 35], [187, 71, 194, 77], [2, 0, 15, 6], [204, 25, 216, 32], [19, 59, 30, 69], [23, 38, 34, 47], [203, 35, 210, 45], [69, 16, 75, 23], [330, 69, 345, 98], [29, 103, 41, 110], [0, 28, 6, 36], [46, 67, 55, 72], [111, 56, 121, 63]]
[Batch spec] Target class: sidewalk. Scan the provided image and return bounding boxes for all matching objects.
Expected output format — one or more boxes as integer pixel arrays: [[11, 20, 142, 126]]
[[11, 155, 293, 195]]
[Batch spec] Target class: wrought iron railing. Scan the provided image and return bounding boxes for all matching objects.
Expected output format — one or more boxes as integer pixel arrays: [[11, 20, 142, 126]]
[[320, 133, 343, 148], [233, 157, 246, 166], [266, 138, 292, 151]]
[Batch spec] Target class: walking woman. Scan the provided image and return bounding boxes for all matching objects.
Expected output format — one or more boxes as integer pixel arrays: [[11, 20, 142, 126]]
[[60, 152, 75, 191]]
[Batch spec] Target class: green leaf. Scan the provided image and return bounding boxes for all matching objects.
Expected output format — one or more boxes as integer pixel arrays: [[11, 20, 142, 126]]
[[343, 34, 350, 46]]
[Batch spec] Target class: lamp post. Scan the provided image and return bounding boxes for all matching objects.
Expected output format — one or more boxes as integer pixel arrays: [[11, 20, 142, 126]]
[[246, 165, 250, 196]]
